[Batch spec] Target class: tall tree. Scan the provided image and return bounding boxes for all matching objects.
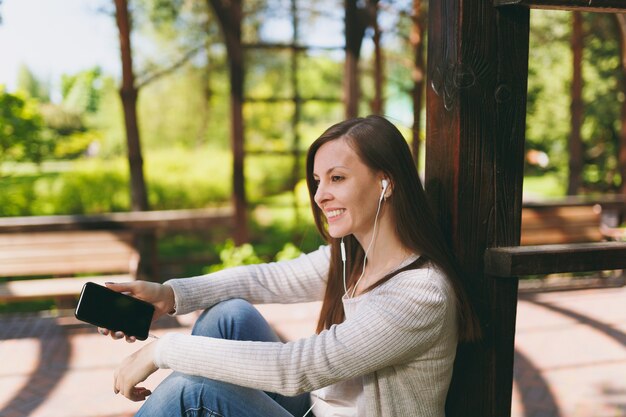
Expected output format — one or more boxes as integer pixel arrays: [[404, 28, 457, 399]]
[[568, 11, 584, 195], [208, 0, 248, 244], [114, 0, 149, 212], [344, 0, 368, 118], [114, 0, 156, 281]]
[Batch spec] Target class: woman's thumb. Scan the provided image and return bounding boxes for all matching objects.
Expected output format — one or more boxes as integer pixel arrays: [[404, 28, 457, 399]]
[[105, 281, 135, 294]]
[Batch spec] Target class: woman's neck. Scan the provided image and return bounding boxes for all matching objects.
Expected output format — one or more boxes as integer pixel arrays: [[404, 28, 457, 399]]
[[351, 213, 414, 296]]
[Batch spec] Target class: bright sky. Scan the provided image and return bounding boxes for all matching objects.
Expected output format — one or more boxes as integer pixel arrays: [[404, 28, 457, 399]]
[[0, 0, 119, 95]]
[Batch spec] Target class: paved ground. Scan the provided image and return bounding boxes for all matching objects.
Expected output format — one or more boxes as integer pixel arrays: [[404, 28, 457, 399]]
[[0, 286, 624, 417]]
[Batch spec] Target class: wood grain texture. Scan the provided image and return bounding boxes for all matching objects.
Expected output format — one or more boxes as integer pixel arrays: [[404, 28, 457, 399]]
[[426, 1, 530, 416], [495, 0, 626, 12], [485, 242, 626, 276]]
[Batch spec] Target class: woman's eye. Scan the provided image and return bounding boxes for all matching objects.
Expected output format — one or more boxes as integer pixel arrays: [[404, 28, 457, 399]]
[[331, 175, 343, 182]]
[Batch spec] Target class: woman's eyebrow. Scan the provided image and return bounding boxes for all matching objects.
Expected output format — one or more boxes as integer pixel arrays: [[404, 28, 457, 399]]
[[326, 165, 349, 174], [313, 165, 349, 178]]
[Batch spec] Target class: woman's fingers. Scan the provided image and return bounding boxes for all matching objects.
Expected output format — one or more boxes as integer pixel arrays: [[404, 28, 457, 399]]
[[105, 281, 136, 294], [113, 342, 158, 401], [98, 328, 135, 342]]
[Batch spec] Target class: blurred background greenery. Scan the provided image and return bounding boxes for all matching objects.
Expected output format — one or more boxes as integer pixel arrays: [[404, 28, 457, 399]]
[[1, 3, 626, 312]]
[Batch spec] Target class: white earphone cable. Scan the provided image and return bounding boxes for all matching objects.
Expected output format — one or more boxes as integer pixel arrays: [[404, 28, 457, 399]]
[[340, 237, 347, 294], [345, 181, 387, 298]]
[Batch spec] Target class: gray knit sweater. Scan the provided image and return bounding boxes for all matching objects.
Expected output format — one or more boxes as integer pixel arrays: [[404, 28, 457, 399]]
[[154, 245, 458, 417]]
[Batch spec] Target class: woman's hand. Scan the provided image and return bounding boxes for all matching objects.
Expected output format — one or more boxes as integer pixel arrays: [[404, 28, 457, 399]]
[[98, 281, 175, 342], [114, 341, 158, 401]]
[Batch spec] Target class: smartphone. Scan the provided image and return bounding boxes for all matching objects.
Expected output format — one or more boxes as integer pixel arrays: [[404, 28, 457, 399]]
[[75, 282, 154, 340]]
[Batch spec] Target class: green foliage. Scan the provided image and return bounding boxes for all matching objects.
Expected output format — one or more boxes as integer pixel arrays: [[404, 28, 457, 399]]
[[0, 172, 39, 216], [146, 147, 230, 209], [0, 88, 47, 169], [580, 14, 622, 191], [526, 11, 624, 193], [0, 148, 300, 216], [205, 239, 304, 274], [16, 64, 50, 101], [85, 76, 126, 157], [275, 242, 302, 261], [525, 10, 571, 178], [523, 173, 567, 198], [137, 66, 230, 150], [206, 239, 263, 273], [61, 67, 103, 114]]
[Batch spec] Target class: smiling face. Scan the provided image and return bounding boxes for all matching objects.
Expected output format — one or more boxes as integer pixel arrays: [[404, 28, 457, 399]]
[[313, 138, 384, 243]]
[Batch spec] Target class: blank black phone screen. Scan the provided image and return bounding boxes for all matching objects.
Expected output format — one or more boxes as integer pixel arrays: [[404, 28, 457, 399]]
[[75, 282, 154, 340]]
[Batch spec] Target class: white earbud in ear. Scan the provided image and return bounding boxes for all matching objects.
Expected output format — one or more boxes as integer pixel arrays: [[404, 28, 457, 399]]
[[380, 179, 389, 201]]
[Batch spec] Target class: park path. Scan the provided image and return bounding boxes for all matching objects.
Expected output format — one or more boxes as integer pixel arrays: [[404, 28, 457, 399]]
[[0, 286, 624, 417]]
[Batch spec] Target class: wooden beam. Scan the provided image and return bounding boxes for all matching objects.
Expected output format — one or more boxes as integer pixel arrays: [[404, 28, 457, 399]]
[[495, 0, 626, 13], [0, 208, 234, 233], [485, 242, 626, 277], [426, 1, 530, 416]]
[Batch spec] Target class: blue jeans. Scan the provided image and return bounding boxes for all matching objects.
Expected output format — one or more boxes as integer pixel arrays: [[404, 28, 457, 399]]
[[136, 299, 312, 417]]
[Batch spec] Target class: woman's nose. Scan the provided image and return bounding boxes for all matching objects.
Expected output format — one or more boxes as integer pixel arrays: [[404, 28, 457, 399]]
[[314, 183, 330, 206]]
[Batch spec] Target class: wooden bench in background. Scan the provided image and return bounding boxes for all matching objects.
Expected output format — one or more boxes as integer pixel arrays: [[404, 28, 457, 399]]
[[521, 205, 603, 245], [0, 230, 139, 305], [518, 196, 626, 289], [521, 195, 625, 245], [0, 208, 233, 307]]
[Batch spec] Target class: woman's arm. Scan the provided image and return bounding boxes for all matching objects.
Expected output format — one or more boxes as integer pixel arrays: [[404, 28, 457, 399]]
[[153, 268, 455, 396], [166, 245, 331, 315]]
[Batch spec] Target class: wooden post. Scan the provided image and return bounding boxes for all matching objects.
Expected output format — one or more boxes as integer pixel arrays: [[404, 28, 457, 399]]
[[209, 0, 248, 244], [344, 0, 367, 118], [410, 0, 426, 167], [425, 2, 530, 416]]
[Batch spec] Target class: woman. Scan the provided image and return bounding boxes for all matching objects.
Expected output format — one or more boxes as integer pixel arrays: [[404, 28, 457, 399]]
[[103, 115, 481, 417]]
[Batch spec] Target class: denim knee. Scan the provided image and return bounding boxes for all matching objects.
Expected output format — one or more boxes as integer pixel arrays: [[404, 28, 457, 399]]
[[136, 373, 225, 417], [136, 373, 299, 417], [192, 299, 265, 340]]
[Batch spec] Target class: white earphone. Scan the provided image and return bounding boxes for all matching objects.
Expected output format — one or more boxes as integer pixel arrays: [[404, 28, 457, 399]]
[[341, 177, 390, 298], [380, 179, 389, 201]]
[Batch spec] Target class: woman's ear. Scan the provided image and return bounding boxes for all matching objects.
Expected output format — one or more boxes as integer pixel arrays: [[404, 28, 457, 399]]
[[382, 177, 393, 199]]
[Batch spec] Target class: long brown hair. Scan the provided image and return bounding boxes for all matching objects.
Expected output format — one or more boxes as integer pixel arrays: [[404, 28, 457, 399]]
[[306, 115, 480, 342]]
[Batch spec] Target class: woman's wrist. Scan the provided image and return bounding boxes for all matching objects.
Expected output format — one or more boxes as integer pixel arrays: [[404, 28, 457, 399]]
[[162, 284, 177, 315]]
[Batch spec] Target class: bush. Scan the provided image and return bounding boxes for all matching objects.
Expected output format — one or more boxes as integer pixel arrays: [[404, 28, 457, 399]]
[[205, 240, 303, 274]]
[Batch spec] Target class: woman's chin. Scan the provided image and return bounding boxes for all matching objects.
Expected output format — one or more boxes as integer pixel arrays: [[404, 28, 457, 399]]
[[328, 229, 349, 239]]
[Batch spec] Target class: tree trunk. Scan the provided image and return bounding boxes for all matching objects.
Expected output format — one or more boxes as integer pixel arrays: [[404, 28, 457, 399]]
[[410, 0, 426, 168], [114, 0, 156, 281], [568, 11, 584, 195], [615, 14, 626, 196], [369, 0, 384, 115], [114, 0, 149, 212], [344, 0, 367, 118], [208, 0, 248, 244]]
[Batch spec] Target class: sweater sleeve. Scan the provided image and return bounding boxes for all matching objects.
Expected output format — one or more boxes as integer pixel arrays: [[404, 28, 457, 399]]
[[154, 267, 454, 396], [164, 245, 331, 315]]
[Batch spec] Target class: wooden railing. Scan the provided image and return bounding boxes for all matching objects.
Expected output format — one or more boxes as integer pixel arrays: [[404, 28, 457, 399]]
[[0, 207, 234, 305]]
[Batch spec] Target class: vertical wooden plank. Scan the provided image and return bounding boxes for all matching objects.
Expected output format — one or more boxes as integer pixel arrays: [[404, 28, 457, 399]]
[[425, 2, 530, 416], [344, 0, 365, 118], [208, 0, 248, 244]]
